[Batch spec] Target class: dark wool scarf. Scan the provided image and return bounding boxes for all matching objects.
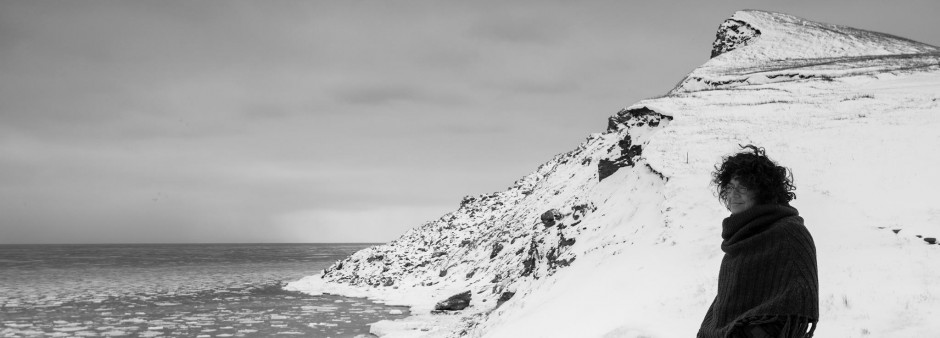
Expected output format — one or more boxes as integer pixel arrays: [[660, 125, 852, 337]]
[[697, 204, 819, 338]]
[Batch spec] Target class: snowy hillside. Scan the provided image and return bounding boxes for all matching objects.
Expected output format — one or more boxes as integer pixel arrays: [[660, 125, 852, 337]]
[[287, 10, 940, 337]]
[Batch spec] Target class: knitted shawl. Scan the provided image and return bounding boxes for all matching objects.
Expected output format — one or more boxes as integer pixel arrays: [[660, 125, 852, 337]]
[[697, 204, 819, 338]]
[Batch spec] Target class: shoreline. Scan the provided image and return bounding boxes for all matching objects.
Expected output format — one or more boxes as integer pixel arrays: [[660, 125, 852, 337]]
[[286, 274, 482, 338]]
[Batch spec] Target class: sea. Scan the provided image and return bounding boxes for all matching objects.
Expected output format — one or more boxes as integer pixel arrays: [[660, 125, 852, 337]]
[[0, 243, 410, 338]]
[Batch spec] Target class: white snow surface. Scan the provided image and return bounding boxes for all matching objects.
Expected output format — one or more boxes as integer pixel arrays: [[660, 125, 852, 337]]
[[287, 10, 940, 338]]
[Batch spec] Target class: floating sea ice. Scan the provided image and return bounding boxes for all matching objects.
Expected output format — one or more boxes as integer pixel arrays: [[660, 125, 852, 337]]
[[100, 330, 127, 337], [269, 314, 288, 320], [300, 306, 337, 312], [271, 324, 288, 328], [201, 329, 217, 332], [53, 326, 89, 332], [308, 323, 338, 328], [197, 335, 211, 338], [275, 331, 304, 335], [216, 334, 234, 337], [138, 331, 162, 337], [237, 329, 258, 333], [334, 300, 343, 303], [10, 329, 45, 336], [5, 323, 32, 328], [389, 309, 403, 315]]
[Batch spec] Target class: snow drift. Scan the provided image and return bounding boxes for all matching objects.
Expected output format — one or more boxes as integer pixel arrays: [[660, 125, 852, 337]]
[[288, 10, 940, 337]]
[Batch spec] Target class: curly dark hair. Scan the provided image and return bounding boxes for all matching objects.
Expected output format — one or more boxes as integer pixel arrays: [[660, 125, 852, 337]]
[[712, 144, 796, 205]]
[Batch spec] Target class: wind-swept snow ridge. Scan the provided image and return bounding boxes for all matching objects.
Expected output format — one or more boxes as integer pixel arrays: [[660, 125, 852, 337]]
[[289, 10, 940, 338], [675, 10, 940, 93]]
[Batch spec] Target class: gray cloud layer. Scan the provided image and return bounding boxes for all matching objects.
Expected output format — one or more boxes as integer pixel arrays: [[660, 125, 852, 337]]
[[2, 0, 938, 243]]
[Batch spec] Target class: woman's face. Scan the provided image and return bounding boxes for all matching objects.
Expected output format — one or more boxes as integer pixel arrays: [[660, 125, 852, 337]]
[[724, 178, 757, 214]]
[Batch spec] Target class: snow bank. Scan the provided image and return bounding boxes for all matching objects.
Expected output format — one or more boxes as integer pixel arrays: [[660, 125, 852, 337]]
[[288, 10, 940, 337]]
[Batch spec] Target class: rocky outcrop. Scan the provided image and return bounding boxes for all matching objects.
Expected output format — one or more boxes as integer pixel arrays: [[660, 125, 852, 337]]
[[599, 107, 673, 181], [711, 19, 761, 58], [540, 209, 562, 227], [434, 291, 472, 311]]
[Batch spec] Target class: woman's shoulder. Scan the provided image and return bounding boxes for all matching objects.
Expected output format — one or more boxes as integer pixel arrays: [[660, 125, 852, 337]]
[[772, 214, 816, 248]]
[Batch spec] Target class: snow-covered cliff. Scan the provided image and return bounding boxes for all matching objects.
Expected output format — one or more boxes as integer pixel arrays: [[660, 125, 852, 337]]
[[288, 10, 940, 337]]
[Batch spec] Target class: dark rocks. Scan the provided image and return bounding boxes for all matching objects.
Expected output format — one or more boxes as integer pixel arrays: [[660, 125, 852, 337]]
[[644, 163, 668, 181], [600, 107, 673, 181], [521, 240, 539, 277], [541, 209, 562, 227], [925, 237, 937, 245], [598, 159, 621, 181], [711, 18, 761, 58], [521, 257, 536, 277], [496, 291, 515, 306], [459, 195, 476, 207], [432, 251, 448, 258], [439, 269, 448, 277], [571, 203, 595, 220], [490, 242, 504, 259], [606, 107, 672, 132], [434, 291, 471, 311], [555, 257, 575, 267], [366, 255, 384, 263], [892, 229, 901, 234]]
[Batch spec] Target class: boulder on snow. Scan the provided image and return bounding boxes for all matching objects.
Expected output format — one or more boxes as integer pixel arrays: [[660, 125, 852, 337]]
[[434, 291, 471, 311], [541, 209, 562, 227], [490, 242, 504, 259], [924, 237, 937, 245], [497, 291, 515, 306]]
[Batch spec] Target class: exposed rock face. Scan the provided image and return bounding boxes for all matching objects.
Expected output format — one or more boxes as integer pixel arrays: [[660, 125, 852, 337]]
[[434, 291, 472, 311], [599, 107, 673, 181], [711, 19, 761, 58], [490, 242, 504, 259], [496, 291, 515, 306], [540, 209, 562, 227]]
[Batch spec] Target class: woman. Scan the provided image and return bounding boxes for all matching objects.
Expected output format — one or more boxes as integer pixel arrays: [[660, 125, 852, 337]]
[[697, 145, 819, 338]]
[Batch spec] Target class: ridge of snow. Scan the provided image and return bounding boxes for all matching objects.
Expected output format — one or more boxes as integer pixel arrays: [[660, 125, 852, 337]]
[[673, 10, 940, 93], [712, 10, 939, 64], [287, 10, 940, 338]]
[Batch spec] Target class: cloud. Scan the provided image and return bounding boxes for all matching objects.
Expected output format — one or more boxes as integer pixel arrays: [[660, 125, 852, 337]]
[[467, 14, 568, 45], [273, 205, 454, 243], [332, 83, 461, 106]]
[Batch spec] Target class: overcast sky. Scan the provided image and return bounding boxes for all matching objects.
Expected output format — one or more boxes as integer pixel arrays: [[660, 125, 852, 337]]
[[2, 0, 938, 244]]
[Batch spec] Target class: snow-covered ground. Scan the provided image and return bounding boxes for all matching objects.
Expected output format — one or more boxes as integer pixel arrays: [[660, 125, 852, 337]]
[[287, 10, 940, 337]]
